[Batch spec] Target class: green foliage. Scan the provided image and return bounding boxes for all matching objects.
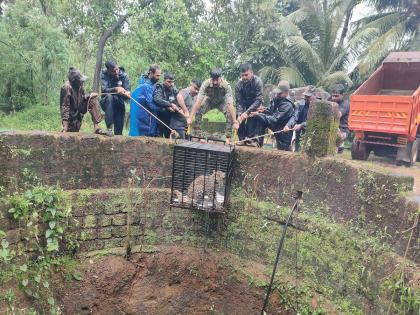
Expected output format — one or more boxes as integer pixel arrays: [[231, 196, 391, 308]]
[[0, 184, 79, 313], [0, 0, 70, 110], [386, 277, 420, 314]]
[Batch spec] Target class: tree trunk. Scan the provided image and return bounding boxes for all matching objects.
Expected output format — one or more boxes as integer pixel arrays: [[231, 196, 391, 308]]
[[92, 0, 153, 93], [92, 14, 131, 93], [39, 0, 49, 16]]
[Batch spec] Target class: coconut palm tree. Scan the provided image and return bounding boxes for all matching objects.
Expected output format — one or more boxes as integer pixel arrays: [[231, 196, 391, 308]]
[[353, 0, 420, 76], [257, 0, 374, 89]]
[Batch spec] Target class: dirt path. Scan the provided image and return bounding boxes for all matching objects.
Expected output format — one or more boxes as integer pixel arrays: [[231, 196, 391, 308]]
[[57, 246, 290, 315]]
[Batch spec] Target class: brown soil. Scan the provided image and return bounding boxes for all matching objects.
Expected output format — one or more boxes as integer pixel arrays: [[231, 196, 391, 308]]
[[57, 245, 289, 315]]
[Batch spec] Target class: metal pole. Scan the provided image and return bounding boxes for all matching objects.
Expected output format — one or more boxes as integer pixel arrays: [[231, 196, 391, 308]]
[[261, 191, 303, 315]]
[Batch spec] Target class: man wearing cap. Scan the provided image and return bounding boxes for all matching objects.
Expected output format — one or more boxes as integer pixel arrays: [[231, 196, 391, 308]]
[[250, 80, 295, 150], [329, 83, 350, 153], [284, 85, 317, 151], [153, 72, 180, 138], [60, 67, 103, 133], [187, 68, 239, 143], [100, 59, 131, 136], [235, 63, 264, 147]]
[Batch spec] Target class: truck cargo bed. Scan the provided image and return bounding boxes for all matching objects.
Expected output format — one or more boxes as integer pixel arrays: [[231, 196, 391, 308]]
[[377, 89, 415, 96]]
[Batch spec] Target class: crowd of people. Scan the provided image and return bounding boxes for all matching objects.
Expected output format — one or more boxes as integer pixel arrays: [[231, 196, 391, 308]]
[[59, 59, 350, 152]]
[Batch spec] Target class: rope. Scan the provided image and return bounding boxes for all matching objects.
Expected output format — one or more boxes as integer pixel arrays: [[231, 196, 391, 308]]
[[234, 129, 293, 145], [92, 92, 179, 137]]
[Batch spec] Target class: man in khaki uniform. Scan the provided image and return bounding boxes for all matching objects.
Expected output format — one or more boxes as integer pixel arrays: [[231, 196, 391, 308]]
[[60, 68, 103, 133], [187, 68, 239, 142]]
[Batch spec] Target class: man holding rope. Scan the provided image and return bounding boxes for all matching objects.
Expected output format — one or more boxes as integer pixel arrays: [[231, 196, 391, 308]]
[[129, 64, 161, 137], [187, 68, 239, 144], [100, 59, 131, 136], [249, 80, 295, 151], [235, 63, 264, 147], [153, 72, 182, 138], [60, 67, 103, 133]]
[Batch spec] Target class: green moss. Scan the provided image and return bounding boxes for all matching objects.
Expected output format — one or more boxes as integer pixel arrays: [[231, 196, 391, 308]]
[[303, 101, 340, 157], [83, 215, 96, 228]]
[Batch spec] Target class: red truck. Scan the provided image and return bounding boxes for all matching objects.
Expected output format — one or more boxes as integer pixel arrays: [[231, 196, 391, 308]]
[[349, 52, 420, 166]]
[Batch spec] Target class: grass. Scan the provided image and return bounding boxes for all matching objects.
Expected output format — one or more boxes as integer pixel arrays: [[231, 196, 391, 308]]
[[0, 104, 226, 134]]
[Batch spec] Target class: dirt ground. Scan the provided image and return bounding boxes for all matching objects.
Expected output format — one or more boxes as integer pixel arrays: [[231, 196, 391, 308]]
[[338, 149, 420, 196], [56, 245, 290, 315]]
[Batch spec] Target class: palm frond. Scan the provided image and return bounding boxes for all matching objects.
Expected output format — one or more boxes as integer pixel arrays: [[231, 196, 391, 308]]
[[285, 35, 324, 77], [358, 22, 406, 75], [258, 66, 280, 85], [276, 66, 306, 87], [319, 71, 353, 89], [353, 12, 401, 34], [328, 27, 380, 73]]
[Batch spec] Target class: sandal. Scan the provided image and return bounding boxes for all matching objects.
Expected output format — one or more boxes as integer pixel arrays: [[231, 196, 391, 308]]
[[94, 128, 108, 136]]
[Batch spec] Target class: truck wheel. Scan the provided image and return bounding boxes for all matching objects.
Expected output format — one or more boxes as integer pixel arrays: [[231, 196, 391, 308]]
[[351, 140, 369, 160]]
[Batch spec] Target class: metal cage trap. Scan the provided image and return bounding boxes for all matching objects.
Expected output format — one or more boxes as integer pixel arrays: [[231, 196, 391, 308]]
[[170, 141, 235, 213]]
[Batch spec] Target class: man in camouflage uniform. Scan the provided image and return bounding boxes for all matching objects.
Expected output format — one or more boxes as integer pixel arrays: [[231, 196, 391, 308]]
[[187, 68, 239, 142], [60, 68, 103, 133]]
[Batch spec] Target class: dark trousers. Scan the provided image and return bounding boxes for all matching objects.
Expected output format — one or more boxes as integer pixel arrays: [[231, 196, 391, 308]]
[[174, 128, 186, 139], [157, 110, 172, 138], [275, 132, 292, 151], [100, 95, 125, 135], [238, 117, 265, 146], [257, 114, 292, 151]]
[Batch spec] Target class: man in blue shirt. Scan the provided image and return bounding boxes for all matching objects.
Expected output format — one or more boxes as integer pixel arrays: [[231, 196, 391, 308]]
[[129, 64, 161, 137]]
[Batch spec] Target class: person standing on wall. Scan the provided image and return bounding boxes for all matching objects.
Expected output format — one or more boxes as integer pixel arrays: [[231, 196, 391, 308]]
[[235, 63, 265, 147], [187, 68, 239, 144], [100, 59, 131, 136]]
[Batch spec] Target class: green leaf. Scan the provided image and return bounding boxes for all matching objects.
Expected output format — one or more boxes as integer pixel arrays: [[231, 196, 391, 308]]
[[34, 274, 41, 283], [49, 221, 56, 229], [72, 271, 83, 281], [1, 239, 9, 249], [43, 281, 50, 289], [19, 264, 28, 272], [21, 278, 29, 287], [56, 226, 64, 234], [47, 297, 55, 306], [49, 208, 57, 217], [46, 229, 54, 238]]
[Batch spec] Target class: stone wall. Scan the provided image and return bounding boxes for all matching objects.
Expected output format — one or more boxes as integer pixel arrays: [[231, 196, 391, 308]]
[[0, 131, 173, 191], [0, 131, 418, 259]]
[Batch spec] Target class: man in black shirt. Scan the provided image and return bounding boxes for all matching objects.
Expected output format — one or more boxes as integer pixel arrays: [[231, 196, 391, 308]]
[[236, 63, 265, 147], [250, 81, 295, 150], [153, 72, 179, 138], [100, 59, 131, 136]]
